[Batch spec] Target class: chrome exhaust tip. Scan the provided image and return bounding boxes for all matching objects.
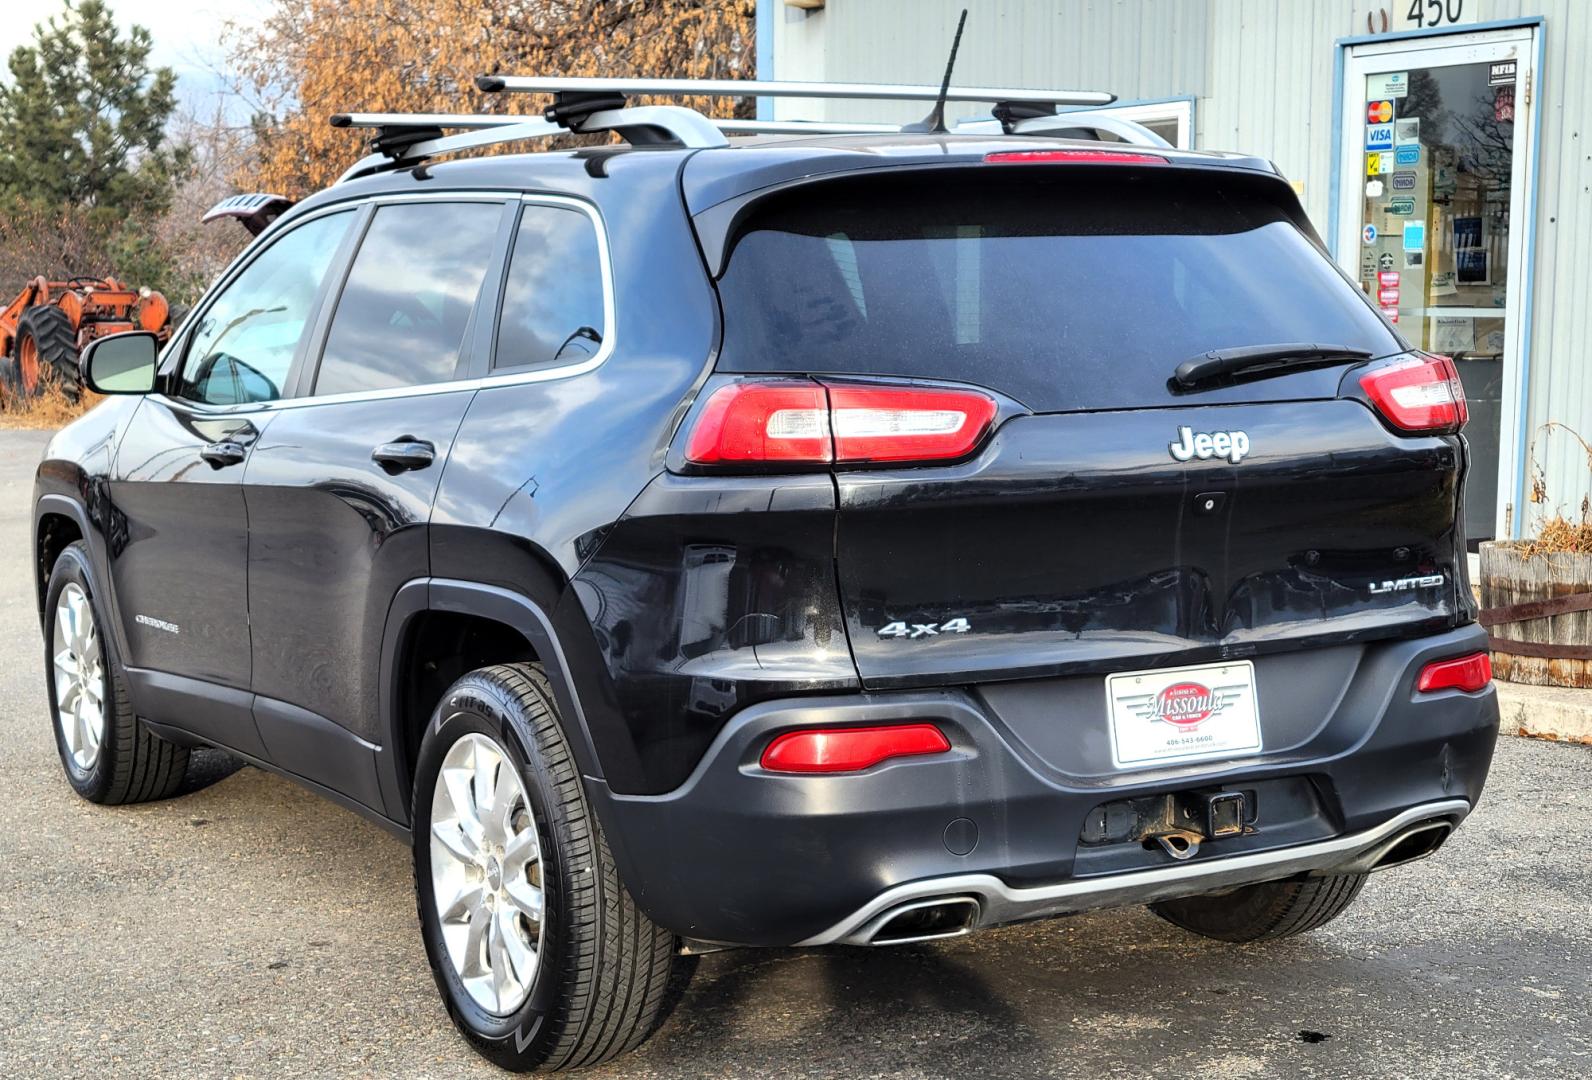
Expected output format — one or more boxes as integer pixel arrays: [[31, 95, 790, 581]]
[[1368, 820, 1453, 871], [858, 896, 981, 946], [1326, 817, 1456, 876]]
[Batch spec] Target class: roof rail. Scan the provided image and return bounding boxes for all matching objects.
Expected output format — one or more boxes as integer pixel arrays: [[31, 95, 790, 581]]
[[476, 75, 1114, 108], [718, 119, 902, 136], [954, 114, 1172, 149]]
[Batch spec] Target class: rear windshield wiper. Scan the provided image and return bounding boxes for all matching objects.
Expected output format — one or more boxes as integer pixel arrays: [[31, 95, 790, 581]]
[[1172, 343, 1374, 390]]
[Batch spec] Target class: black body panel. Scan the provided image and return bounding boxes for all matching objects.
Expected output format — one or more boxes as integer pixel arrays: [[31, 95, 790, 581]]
[[594, 625, 1498, 946], [569, 472, 859, 793], [108, 397, 265, 690], [244, 391, 475, 743], [835, 399, 1466, 688]]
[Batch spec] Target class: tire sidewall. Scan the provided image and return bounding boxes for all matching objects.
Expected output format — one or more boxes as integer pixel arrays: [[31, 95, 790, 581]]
[[44, 542, 117, 800], [412, 675, 571, 1066]]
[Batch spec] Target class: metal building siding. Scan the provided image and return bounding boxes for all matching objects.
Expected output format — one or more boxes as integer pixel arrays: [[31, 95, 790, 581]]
[[769, 0, 1591, 525], [1514, 1, 1592, 529], [1203, 1, 1360, 227], [770, 0, 1212, 125]]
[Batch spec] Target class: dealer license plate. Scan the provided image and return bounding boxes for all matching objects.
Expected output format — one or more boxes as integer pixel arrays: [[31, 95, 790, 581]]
[[1105, 660, 1262, 769]]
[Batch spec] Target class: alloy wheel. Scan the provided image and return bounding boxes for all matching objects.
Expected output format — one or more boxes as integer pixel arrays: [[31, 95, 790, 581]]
[[429, 732, 546, 1015], [53, 582, 105, 772]]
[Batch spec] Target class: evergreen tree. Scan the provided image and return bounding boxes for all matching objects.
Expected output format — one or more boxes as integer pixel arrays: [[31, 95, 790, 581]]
[[0, 0, 188, 216]]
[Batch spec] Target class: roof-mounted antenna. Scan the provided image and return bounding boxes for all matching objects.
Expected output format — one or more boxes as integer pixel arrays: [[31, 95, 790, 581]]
[[903, 8, 968, 134]]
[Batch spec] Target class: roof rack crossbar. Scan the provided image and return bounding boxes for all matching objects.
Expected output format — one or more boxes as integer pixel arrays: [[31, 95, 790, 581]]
[[330, 106, 730, 183], [476, 75, 1114, 108], [330, 113, 531, 131]]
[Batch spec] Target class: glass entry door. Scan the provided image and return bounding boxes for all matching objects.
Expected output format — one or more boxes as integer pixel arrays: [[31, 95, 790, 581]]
[[1337, 25, 1539, 542]]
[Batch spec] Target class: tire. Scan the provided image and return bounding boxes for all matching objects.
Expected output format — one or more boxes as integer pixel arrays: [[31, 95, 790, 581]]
[[1150, 872, 1369, 943], [44, 542, 190, 804], [412, 663, 679, 1072], [14, 305, 81, 400]]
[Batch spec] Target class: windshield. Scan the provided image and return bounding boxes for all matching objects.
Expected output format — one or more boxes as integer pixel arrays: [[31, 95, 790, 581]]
[[714, 170, 1402, 412]]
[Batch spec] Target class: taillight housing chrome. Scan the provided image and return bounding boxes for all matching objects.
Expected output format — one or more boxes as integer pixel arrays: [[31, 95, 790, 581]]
[[682, 380, 998, 467], [1359, 353, 1469, 434], [1416, 652, 1492, 694]]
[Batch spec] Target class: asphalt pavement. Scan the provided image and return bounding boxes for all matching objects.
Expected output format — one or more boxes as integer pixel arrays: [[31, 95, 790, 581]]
[[1, 426, 1588, 1079]]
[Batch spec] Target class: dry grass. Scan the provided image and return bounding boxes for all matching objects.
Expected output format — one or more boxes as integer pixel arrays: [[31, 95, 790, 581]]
[[1516, 513, 1592, 558], [0, 380, 102, 430]]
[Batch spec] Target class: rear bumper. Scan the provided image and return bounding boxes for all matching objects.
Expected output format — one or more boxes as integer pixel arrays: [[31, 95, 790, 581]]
[[801, 798, 1468, 945], [593, 624, 1499, 947]]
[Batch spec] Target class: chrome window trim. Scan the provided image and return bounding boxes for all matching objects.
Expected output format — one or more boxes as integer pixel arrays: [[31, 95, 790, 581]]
[[152, 190, 615, 416]]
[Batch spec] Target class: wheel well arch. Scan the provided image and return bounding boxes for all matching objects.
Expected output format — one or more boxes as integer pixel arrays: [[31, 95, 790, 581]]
[[380, 578, 608, 826], [35, 503, 86, 621]]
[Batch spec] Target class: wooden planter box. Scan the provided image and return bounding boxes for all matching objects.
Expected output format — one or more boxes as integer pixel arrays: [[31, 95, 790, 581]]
[[1479, 541, 1592, 688]]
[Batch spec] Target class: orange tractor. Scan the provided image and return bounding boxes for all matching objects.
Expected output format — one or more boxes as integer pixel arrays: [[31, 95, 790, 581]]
[[0, 276, 172, 405]]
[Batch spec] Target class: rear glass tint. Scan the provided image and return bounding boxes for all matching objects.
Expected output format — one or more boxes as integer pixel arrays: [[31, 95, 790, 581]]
[[714, 170, 1402, 412]]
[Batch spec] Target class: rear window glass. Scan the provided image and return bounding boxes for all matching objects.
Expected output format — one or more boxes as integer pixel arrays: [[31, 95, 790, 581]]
[[714, 170, 1401, 412]]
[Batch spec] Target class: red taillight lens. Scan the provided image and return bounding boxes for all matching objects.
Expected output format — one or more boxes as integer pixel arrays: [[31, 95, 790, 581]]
[[1359, 354, 1469, 433], [683, 381, 831, 464], [1416, 652, 1492, 693], [683, 381, 997, 467], [828, 384, 997, 463], [984, 149, 1168, 165], [760, 724, 951, 774]]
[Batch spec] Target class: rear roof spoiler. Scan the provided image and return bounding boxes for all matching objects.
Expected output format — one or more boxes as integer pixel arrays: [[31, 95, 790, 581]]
[[202, 193, 296, 236]]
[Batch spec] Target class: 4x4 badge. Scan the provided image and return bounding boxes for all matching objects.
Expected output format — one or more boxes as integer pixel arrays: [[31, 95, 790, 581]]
[[1170, 426, 1250, 464]]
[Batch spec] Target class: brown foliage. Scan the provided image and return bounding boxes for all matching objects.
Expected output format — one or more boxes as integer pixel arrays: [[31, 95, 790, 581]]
[[0, 380, 102, 430], [1518, 422, 1592, 555], [228, 0, 756, 198]]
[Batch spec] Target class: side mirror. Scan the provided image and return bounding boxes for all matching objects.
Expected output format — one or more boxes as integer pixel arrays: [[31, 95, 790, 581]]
[[81, 332, 159, 395]]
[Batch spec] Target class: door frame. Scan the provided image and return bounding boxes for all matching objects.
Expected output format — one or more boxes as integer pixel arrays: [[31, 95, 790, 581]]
[[1329, 17, 1545, 539]]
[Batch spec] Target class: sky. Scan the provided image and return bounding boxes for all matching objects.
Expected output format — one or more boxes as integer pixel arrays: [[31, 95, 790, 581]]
[[0, 0, 266, 116]]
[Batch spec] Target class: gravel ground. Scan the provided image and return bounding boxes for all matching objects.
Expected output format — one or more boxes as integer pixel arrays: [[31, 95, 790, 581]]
[[1, 427, 1588, 1079]]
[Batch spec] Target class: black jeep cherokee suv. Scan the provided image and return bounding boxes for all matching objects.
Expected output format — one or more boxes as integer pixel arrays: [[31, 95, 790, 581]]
[[34, 128, 1499, 1070]]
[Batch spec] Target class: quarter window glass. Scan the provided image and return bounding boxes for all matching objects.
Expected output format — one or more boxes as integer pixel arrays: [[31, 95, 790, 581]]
[[493, 205, 607, 370], [178, 210, 352, 405], [315, 202, 502, 395]]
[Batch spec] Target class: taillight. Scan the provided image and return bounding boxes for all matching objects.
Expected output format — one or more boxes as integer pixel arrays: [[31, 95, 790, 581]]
[[1359, 354, 1468, 433], [683, 381, 996, 467], [760, 724, 951, 773], [683, 381, 831, 464], [984, 149, 1168, 165], [1416, 652, 1492, 694], [828, 385, 997, 463]]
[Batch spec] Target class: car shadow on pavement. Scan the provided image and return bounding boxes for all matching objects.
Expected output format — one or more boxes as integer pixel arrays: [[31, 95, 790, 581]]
[[643, 942, 1043, 1074], [172, 746, 246, 797]]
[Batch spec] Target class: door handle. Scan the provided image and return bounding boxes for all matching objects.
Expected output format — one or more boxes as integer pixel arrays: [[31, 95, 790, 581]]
[[199, 440, 247, 468], [372, 437, 436, 472]]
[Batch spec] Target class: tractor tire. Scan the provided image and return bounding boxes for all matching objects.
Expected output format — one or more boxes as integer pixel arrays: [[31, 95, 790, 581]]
[[13, 305, 81, 401]]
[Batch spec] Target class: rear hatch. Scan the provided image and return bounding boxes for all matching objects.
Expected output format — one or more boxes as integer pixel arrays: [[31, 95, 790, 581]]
[[702, 159, 1470, 689]]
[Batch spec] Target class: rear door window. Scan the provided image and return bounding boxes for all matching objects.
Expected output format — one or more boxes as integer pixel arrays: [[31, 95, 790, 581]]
[[714, 170, 1402, 412], [314, 201, 503, 396], [493, 203, 608, 371]]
